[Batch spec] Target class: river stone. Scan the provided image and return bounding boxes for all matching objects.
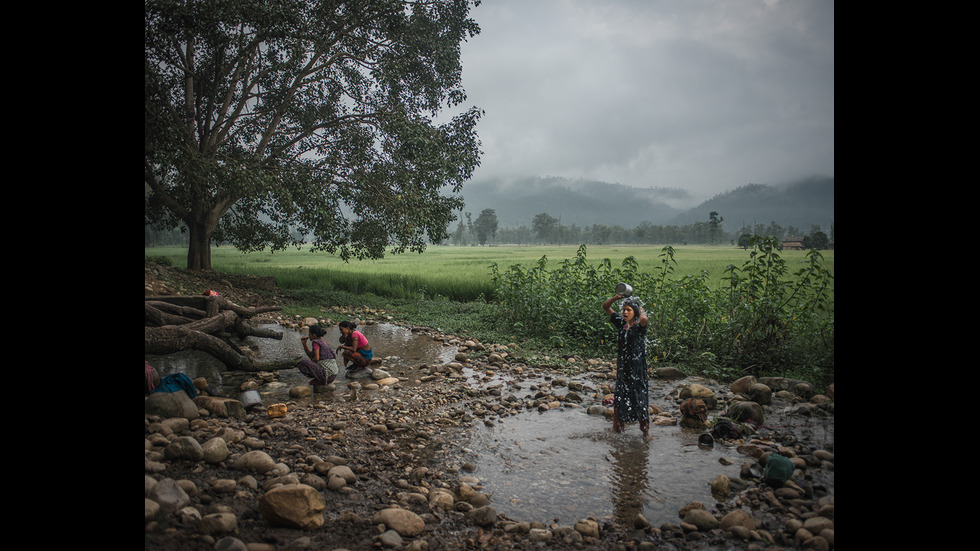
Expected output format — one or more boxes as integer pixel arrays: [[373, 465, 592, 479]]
[[258, 484, 325, 530], [727, 401, 764, 424], [145, 391, 200, 420], [710, 474, 731, 496], [729, 375, 756, 395], [234, 450, 277, 474], [458, 482, 479, 501], [327, 465, 356, 483], [159, 417, 190, 433], [145, 498, 159, 522], [202, 437, 230, 463], [373, 508, 425, 536], [574, 519, 599, 537], [376, 377, 400, 386], [164, 436, 204, 461], [748, 383, 773, 405], [327, 474, 347, 491], [379, 530, 403, 548], [193, 396, 246, 418], [199, 512, 238, 534], [428, 488, 455, 511], [683, 508, 719, 531], [466, 505, 497, 527], [148, 478, 190, 514], [720, 509, 756, 531], [652, 366, 686, 379], [803, 516, 834, 534], [529, 528, 552, 541], [759, 376, 815, 399], [214, 427, 245, 443], [211, 479, 237, 493]]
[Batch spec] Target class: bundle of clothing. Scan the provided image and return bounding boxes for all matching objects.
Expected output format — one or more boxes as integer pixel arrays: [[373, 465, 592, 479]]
[[145, 361, 197, 398]]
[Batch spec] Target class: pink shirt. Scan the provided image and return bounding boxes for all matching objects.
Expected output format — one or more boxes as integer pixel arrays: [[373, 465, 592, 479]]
[[350, 330, 369, 349]]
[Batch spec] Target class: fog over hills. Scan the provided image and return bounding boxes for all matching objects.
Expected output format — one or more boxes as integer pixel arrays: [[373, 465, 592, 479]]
[[458, 175, 834, 231]]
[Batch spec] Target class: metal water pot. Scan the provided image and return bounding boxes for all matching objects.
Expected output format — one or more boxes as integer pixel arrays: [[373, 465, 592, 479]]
[[615, 282, 633, 297]]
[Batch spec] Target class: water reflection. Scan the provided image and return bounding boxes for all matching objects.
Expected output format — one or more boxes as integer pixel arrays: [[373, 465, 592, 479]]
[[608, 435, 652, 524], [464, 409, 749, 528]]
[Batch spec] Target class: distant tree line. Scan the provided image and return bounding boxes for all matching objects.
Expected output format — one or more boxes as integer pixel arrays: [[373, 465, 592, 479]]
[[449, 209, 835, 249]]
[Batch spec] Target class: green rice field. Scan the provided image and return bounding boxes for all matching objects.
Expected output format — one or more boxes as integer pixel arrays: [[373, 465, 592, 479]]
[[145, 244, 834, 303]]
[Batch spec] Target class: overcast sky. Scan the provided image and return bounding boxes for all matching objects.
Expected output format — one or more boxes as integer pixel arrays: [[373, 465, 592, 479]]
[[452, 0, 834, 205]]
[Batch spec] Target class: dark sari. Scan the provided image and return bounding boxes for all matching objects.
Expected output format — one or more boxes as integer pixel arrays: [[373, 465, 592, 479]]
[[610, 313, 650, 424]]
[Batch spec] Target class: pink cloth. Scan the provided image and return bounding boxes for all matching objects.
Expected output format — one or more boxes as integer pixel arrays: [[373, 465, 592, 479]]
[[145, 361, 157, 393], [351, 330, 369, 349]]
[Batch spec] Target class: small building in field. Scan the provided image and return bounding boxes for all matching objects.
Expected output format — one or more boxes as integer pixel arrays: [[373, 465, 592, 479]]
[[781, 236, 805, 250]]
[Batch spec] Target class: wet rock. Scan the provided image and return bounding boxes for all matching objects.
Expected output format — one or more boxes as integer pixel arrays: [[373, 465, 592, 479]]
[[653, 366, 687, 379], [199, 512, 238, 534], [466, 505, 497, 527], [710, 474, 730, 496], [258, 483, 325, 530], [147, 477, 190, 514], [193, 396, 246, 418], [327, 465, 356, 484], [164, 436, 203, 461], [378, 529, 403, 547], [201, 437, 230, 463], [145, 390, 200, 419], [748, 382, 773, 405], [719, 509, 755, 532], [233, 450, 277, 474], [574, 518, 599, 537], [727, 401, 765, 424], [729, 375, 756, 394], [682, 508, 719, 531], [428, 488, 455, 511], [373, 508, 425, 536], [528, 528, 552, 541]]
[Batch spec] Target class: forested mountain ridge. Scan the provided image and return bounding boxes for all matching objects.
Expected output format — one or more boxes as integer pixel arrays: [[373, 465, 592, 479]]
[[459, 175, 834, 231]]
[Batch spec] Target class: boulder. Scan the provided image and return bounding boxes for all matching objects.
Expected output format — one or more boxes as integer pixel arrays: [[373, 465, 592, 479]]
[[145, 391, 200, 420], [373, 508, 425, 536], [258, 484, 325, 530]]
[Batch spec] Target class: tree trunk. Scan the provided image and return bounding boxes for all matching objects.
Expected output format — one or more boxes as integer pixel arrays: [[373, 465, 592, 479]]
[[186, 219, 213, 271], [145, 295, 289, 371]]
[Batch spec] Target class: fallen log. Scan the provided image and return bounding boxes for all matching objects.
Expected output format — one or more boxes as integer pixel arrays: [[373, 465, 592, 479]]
[[144, 295, 285, 371]]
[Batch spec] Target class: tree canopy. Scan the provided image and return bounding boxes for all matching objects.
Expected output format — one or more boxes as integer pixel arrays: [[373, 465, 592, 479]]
[[145, 0, 484, 270]]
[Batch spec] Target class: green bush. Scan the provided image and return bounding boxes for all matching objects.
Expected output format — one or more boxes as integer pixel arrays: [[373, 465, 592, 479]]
[[489, 240, 834, 388]]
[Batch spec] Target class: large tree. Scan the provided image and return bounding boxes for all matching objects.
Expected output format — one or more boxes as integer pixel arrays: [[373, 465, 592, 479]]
[[145, 0, 484, 270], [473, 208, 497, 245]]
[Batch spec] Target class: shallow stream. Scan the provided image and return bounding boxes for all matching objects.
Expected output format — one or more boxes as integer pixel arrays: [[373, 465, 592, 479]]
[[146, 322, 834, 529]]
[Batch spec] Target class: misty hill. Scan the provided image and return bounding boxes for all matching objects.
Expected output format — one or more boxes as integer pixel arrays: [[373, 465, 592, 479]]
[[458, 175, 834, 231], [668, 176, 835, 231]]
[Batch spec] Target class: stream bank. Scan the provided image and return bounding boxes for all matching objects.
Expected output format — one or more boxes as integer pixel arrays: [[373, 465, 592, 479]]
[[144, 263, 834, 550]]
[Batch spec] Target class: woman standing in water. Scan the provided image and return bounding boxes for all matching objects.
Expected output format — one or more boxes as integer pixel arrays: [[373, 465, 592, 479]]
[[602, 292, 651, 439]]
